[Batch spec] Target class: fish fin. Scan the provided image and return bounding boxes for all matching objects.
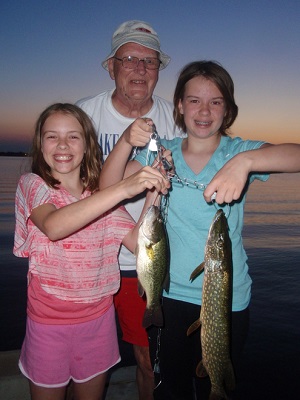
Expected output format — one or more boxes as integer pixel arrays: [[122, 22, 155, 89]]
[[137, 280, 145, 297], [190, 262, 205, 281], [186, 318, 201, 336], [195, 360, 208, 378], [142, 306, 164, 329], [145, 244, 154, 260], [162, 271, 170, 293]]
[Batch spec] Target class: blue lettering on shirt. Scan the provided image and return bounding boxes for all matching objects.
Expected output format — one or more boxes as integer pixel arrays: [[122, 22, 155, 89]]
[[99, 133, 120, 156]]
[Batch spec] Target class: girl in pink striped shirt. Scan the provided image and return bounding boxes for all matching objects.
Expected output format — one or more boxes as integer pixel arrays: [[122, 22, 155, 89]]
[[13, 103, 170, 400]]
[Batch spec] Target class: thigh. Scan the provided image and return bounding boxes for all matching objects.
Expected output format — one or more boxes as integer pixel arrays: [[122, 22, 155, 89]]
[[73, 373, 108, 400], [148, 297, 201, 400], [29, 381, 66, 400], [133, 344, 152, 372]]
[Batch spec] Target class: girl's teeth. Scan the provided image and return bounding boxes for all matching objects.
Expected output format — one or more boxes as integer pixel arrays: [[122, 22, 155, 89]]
[[55, 155, 71, 160]]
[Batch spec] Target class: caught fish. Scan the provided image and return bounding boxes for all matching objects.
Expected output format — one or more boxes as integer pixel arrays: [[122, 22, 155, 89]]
[[187, 209, 235, 400], [135, 205, 169, 328]]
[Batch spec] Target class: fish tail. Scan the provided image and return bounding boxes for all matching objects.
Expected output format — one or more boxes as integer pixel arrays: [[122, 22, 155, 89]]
[[208, 362, 235, 400], [142, 306, 164, 329]]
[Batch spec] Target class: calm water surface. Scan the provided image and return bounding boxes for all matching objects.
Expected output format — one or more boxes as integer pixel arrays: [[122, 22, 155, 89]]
[[1, 156, 300, 399]]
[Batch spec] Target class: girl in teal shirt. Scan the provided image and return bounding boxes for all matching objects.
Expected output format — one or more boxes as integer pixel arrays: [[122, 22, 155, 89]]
[[100, 60, 300, 400]]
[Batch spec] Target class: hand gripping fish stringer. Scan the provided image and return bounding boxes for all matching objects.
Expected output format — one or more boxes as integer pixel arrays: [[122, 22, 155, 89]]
[[146, 125, 173, 173]]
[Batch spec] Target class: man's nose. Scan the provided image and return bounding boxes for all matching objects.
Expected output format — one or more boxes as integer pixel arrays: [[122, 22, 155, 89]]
[[136, 59, 147, 74]]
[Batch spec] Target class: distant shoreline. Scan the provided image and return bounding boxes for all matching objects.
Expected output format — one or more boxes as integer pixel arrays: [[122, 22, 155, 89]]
[[0, 152, 28, 157]]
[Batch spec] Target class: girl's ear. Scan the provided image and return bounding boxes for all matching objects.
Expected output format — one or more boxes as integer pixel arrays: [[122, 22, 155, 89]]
[[178, 99, 184, 115]]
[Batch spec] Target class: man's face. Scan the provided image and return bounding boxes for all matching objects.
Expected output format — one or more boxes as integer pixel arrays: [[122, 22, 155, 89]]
[[108, 43, 160, 103]]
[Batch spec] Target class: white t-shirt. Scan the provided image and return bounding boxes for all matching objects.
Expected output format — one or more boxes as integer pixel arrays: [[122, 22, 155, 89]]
[[77, 89, 180, 271]]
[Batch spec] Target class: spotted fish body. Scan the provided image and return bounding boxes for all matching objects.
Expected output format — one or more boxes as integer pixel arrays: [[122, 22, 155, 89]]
[[135, 205, 169, 328], [187, 209, 235, 400]]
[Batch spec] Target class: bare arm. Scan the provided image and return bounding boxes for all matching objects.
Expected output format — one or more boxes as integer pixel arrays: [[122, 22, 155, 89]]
[[204, 143, 300, 204], [30, 167, 170, 241]]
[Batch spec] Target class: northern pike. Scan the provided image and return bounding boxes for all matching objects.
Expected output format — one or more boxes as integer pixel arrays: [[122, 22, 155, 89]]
[[135, 205, 169, 328], [187, 209, 235, 400]]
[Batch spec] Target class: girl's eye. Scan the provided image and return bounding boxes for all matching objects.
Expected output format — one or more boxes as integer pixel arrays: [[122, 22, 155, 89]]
[[211, 100, 224, 106], [45, 134, 57, 139], [69, 132, 83, 140]]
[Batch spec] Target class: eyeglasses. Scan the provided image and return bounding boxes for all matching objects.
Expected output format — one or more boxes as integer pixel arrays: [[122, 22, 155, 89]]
[[114, 56, 161, 70]]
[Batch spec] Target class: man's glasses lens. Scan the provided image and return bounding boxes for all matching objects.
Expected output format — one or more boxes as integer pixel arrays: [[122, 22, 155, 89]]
[[115, 56, 161, 70]]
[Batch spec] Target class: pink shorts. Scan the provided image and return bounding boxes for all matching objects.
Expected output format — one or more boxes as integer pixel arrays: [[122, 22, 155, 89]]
[[114, 276, 148, 347], [19, 304, 120, 387]]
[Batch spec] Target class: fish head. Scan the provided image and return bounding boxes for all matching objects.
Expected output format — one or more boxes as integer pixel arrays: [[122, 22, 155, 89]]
[[140, 205, 164, 244], [205, 209, 232, 270]]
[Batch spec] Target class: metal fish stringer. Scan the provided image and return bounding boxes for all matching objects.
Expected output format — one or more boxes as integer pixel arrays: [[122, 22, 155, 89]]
[[148, 125, 173, 172], [141, 123, 230, 216]]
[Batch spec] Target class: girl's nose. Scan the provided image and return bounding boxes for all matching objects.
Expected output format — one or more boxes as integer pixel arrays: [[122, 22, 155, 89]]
[[57, 139, 68, 149], [198, 103, 210, 115]]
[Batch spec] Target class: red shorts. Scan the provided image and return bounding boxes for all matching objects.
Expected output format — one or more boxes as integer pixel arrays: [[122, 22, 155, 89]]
[[114, 276, 148, 347]]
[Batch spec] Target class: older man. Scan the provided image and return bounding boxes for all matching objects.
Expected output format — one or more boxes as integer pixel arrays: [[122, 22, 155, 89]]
[[77, 20, 179, 399]]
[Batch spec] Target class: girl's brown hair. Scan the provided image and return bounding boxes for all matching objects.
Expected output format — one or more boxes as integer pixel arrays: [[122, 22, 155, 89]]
[[31, 103, 102, 193], [173, 61, 238, 136]]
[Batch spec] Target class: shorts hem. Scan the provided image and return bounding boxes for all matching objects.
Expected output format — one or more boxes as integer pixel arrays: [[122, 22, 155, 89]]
[[72, 356, 121, 383], [19, 357, 121, 388], [19, 360, 70, 388]]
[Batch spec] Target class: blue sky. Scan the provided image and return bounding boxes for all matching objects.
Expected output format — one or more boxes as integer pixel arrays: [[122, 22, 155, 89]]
[[1, 0, 299, 151]]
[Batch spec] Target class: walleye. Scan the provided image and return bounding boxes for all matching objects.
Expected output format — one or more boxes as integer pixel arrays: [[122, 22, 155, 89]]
[[187, 209, 235, 400], [135, 205, 169, 328]]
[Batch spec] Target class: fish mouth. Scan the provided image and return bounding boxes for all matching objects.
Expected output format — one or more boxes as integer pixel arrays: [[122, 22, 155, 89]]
[[144, 205, 160, 219], [208, 209, 226, 239], [212, 209, 224, 224], [140, 205, 161, 238]]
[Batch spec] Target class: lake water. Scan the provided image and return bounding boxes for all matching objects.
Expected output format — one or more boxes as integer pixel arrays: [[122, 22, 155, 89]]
[[1, 156, 300, 399]]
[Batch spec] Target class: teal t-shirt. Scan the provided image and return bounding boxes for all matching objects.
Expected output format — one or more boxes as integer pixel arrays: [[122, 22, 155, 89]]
[[135, 135, 268, 311]]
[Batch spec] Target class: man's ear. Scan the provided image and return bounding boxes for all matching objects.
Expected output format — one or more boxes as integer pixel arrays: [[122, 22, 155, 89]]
[[107, 58, 115, 80]]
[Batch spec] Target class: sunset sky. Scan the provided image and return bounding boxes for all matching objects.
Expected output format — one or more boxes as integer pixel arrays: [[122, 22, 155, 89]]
[[1, 0, 299, 152]]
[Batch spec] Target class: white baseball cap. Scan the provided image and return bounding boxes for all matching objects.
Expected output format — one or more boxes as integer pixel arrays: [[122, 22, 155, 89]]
[[102, 20, 171, 70]]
